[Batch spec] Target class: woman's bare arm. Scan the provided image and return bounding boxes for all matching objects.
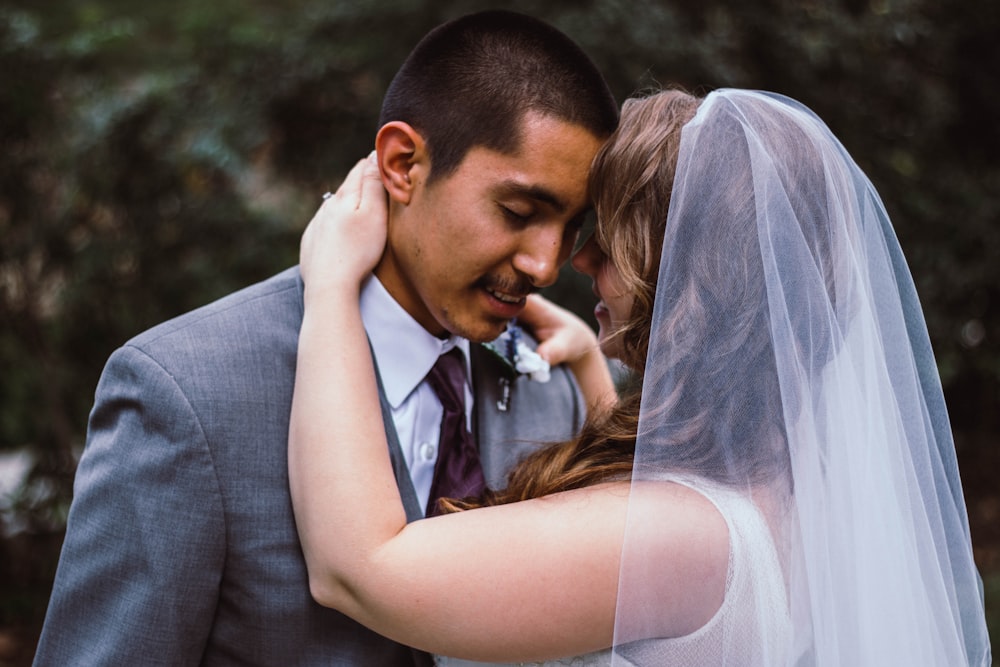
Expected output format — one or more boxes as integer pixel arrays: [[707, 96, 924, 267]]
[[288, 156, 727, 662]]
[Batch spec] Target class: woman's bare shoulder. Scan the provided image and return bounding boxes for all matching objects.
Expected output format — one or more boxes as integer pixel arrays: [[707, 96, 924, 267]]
[[617, 479, 731, 638]]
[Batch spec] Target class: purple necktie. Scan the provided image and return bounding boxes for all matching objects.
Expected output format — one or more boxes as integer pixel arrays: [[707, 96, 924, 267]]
[[424, 348, 486, 516]]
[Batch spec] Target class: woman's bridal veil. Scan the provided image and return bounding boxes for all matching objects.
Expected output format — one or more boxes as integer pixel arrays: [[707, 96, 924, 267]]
[[609, 89, 990, 665]]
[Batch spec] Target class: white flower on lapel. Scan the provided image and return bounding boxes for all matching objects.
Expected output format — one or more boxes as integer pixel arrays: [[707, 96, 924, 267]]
[[512, 343, 550, 383], [481, 321, 551, 383]]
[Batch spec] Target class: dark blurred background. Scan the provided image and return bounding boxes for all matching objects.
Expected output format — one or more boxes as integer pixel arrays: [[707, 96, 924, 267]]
[[1, 0, 997, 663]]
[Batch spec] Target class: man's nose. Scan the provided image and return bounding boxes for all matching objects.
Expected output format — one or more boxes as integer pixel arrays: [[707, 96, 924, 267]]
[[512, 224, 570, 288]]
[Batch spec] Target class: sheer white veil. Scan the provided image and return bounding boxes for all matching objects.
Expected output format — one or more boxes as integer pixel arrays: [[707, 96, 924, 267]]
[[609, 89, 990, 665]]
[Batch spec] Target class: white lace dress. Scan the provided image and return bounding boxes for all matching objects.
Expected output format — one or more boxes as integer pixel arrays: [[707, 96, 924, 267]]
[[434, 477, 790, 667]]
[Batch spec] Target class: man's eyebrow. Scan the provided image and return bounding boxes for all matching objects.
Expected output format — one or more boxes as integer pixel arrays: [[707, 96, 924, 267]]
[[496, 180, 568, 213]]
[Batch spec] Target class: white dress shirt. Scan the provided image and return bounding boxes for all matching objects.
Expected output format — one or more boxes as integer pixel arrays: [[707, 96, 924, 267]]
[[359, 274, 472, 512]]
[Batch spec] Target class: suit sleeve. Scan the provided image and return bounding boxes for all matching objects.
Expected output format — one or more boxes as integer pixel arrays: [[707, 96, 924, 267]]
[[34, 344, 225, 666]]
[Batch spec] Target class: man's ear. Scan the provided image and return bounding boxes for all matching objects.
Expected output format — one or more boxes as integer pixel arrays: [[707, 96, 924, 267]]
[[375, 121, 428, 205]]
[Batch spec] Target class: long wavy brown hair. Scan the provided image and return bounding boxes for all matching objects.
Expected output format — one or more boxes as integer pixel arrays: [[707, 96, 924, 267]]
[[442, 90, 702, 511]]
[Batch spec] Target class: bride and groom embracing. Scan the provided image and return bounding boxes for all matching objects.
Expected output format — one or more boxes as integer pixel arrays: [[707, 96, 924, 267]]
[[35, 10, 990, 667]]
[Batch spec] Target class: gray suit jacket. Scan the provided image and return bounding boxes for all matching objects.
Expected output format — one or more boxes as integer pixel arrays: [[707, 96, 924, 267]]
[[34, 267, 585, 666]]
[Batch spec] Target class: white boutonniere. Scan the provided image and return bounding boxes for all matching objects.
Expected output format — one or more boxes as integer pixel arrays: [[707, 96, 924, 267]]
[[482, 321, 551, 382], [481, 321, 550, 411]]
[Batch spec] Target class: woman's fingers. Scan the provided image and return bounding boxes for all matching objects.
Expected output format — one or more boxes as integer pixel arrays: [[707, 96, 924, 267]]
[[320, 152, 374, 211], [521, 294, 599, 366], [300, 152, 387, 292], [357, 152, 383, 212]]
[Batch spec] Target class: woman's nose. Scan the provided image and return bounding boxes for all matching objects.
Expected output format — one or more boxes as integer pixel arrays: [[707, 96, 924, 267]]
[[571, 234, 600, 276]]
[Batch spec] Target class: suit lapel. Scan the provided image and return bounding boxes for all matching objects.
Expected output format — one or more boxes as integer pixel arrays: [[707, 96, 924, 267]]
[[370, 345, 435, 667], [470, 344, 540, 489], [369, 345, 424, 523]]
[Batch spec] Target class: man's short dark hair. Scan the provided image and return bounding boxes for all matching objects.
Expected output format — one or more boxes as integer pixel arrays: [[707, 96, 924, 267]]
[[380, 10, 619, 183]]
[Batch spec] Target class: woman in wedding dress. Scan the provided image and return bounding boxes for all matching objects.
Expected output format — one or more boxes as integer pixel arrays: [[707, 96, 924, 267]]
[[288, 88, 990, 666]]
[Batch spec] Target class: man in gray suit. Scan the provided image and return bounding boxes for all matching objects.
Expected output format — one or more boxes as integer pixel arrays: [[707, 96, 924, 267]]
[[34, 10, 618, 666]]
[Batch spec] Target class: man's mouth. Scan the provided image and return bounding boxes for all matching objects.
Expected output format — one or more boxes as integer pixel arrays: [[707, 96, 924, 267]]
[[485, 287, 526, 305]]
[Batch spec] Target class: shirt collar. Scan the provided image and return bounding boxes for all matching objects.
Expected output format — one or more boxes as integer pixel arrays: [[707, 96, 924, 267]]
[[360, 274, 470, 409]]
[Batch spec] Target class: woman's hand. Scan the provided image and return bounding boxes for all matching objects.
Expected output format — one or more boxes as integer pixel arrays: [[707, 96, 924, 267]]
[[300, 152, 386, 299], [520, 294, 598, 367], [519, 294, 618, 413]]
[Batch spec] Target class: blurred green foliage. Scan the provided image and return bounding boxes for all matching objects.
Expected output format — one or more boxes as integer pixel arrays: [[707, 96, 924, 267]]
[[1, 0, 997, 651]]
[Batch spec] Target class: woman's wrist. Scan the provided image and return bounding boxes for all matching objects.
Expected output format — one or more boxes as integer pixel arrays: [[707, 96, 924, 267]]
[[302, 274, 365, 308], [569, 345, 617, 413]]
